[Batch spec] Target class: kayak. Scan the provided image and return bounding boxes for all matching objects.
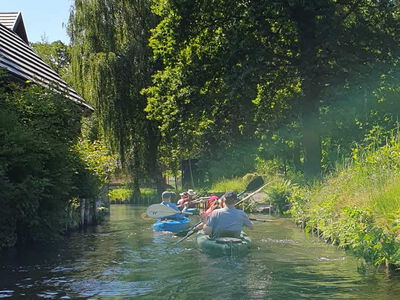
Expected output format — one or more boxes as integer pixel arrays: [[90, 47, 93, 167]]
[[152, 217, 190, 233], [196, 230, 251, 256]]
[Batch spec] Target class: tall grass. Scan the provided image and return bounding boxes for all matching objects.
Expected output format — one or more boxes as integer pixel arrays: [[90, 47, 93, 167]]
[[109, 188, 132, 202], [372, 177, 400, 221], [307, 139, 400, 218], [288, 138, 400, 267], [208, 177, 247, 193]]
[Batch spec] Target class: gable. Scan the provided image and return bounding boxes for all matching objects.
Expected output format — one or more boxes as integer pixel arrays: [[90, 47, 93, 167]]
[[0, 12, 93, 112]]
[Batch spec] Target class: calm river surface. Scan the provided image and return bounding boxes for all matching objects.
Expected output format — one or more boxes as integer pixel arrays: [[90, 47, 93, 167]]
[[1, 205, 400, 299]]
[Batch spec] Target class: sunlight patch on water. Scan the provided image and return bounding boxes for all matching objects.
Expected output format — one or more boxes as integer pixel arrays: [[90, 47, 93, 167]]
[[0, 290, 14, 299], [36, 291, 58, 299], [316, 256, 346, 262], [260, 237, 298, 244]]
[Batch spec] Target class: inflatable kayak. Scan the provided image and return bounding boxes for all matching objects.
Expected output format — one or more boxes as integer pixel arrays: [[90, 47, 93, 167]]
[[152, 217, 190, 232], [196, 230, 251, 256]]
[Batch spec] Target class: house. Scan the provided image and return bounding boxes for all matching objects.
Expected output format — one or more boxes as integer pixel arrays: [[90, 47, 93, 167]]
[[0, 12, 93, 112]]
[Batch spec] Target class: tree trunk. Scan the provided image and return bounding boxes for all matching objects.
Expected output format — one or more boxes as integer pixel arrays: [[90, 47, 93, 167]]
[[290, 3, 322, 178], [147, 124, 165, 197], [131, 147, 141, 204], [302, 100, 321, 177]]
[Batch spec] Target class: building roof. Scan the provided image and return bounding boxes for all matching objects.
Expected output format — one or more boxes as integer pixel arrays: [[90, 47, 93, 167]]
[[0, 12, 28, 43], [0, 12, 93, 112]]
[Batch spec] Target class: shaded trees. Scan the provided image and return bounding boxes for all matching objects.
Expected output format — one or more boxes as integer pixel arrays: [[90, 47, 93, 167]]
[[146, 0, 400, 178], [0, 80, 86, 247], [68, 0, 164, 198]]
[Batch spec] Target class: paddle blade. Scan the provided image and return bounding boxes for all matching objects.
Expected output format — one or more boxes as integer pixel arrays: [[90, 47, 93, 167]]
[[237, 176, 265, 197], [146, 204, 179, 218], [245, 176, 264, 192]]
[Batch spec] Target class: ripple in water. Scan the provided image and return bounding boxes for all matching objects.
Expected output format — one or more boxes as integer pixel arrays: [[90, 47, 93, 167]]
[[0, 290, 14, 299], [260, 237, 298, 244], [68, 279, 155, 297]]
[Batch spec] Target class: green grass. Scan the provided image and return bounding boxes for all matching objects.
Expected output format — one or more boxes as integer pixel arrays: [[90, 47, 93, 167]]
[[141, 188, 157, 197], [287, 138, 400, 267], [305, 141, 400, 220], [372, 177, 400, 220], [109, 188, 132, 202], [208, 177, 248, 193]]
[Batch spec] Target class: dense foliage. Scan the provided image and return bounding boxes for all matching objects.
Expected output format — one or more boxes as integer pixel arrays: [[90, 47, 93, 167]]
[[68, 0, 165, 198], [4, 0, 400, 266], [0, 76, 112, 248], [145, 0, 400, 180]]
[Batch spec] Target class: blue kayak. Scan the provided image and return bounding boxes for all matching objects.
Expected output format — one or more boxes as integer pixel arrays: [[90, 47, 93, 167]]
[[152, 217, 190, 232]]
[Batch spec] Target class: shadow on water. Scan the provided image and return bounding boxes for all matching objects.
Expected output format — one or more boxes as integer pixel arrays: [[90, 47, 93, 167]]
[[1, 204, 400, 299]]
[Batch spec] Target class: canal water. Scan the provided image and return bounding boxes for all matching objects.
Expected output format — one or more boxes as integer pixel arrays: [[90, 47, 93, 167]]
[[1, 205, 400, 299]]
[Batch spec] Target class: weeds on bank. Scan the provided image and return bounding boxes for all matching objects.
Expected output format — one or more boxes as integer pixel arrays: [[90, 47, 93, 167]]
[[209, 177, 248, 193], [287, 138, 400, 268], [109, 188, 132, 202]]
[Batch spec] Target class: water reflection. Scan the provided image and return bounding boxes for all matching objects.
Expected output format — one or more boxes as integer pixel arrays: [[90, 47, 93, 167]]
[[0, 205, 400, 299]]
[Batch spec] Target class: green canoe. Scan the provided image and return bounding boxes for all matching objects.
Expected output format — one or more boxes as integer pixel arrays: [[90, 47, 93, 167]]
[[196, 230, 251, 256]]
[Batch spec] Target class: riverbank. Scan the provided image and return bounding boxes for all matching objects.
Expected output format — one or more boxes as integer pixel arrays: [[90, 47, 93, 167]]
[[286, 139, 400, 269]]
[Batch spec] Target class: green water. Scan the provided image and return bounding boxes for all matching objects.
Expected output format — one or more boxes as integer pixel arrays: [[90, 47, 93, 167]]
[[1, 205, 400, 299]]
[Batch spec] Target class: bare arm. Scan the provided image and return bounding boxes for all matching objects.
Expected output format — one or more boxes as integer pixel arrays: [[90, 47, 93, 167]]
[[244, 214, 254, 230], [203, 224, 213, 235], [199, 212, 211, 234], [246, 223, 254, 230]]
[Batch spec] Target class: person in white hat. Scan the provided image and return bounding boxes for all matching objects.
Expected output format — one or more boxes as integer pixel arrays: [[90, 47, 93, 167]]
[[177, 191, 189, 208]]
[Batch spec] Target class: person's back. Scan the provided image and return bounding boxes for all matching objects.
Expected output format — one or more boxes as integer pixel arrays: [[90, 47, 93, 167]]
[[160, 191, 184, 220], [203, 191, 253, 238], [207, 207, 251, 238]]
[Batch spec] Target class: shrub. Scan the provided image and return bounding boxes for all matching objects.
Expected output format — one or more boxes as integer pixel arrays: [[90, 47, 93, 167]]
[[109, 188, 133, 202], [0, 82, 106, 247], [266, 179, 295, 213]]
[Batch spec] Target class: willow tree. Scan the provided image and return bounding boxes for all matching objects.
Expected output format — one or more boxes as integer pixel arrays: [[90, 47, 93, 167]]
[[68, 0, 165, 198], [145, 0, 400, 178]]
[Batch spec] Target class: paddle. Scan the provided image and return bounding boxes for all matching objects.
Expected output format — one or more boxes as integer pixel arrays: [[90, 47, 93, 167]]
[[237, 176, 264, 197], [235, 180, 275, 206], [146, 204, 193, 219], [249, 218, 276, 222], [174, 176, 265, 244]]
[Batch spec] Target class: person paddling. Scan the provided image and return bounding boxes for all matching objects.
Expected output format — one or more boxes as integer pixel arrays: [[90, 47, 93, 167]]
[[177, 191, 190, 208], [161, 191, 184, 220], [201, 191, 253, 238], [205, 195, 220, 215]]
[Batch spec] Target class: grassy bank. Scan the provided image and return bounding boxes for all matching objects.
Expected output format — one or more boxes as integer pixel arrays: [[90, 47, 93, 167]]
[[109, 187, 158, 204], [287, 139, 400, 269]]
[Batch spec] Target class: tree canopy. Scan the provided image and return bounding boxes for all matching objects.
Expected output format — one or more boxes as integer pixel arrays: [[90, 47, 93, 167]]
[[67, 0, 400, 187], [145, 0, 400, 179]]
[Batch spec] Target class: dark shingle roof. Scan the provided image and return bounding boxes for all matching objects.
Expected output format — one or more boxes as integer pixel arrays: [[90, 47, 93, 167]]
[[0, 12, 93, 112], [0, 12, 28, 44]]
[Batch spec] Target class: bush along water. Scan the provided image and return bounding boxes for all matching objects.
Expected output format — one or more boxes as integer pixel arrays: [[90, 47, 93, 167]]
[[0, 80, 115, 249], [287, 138, 400, 269]]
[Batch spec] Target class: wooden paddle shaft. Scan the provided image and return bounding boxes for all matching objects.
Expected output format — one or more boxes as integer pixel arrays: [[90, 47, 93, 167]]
[[236, 180, 275, 206]]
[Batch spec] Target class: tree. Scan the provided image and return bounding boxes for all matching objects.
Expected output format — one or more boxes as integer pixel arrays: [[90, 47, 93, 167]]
[[146, 0, 400, 178], [68, 0, 165, 198], [31, 40, 71, 80]]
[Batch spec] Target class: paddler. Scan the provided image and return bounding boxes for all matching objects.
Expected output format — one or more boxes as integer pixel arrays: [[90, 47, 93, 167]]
[[200, 191, 253, 238]]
